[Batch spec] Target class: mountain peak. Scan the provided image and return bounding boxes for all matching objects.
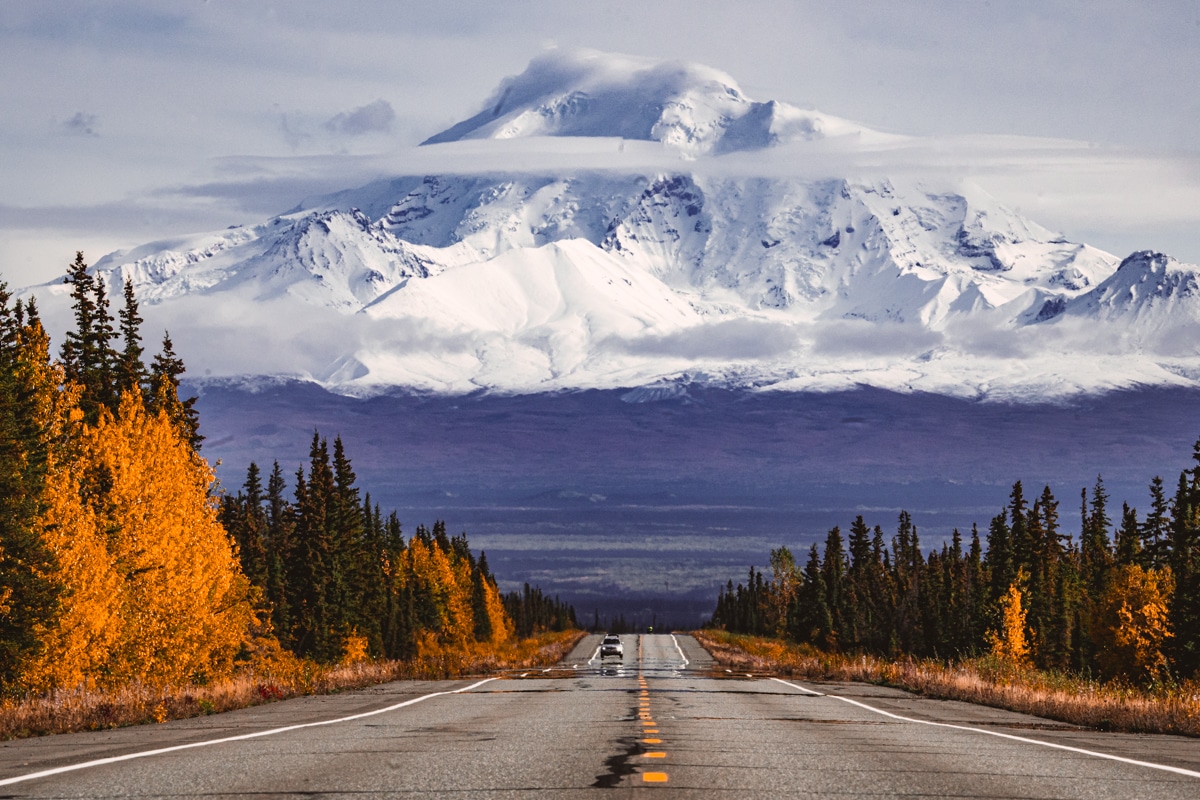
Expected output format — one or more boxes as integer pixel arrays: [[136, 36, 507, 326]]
[[422, 49, 874, 155]]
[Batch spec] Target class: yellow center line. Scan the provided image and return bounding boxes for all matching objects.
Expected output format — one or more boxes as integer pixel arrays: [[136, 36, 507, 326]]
[[642, 738, 662, 744], [643, 752, 667, 758], [642, 772, 669, 783]]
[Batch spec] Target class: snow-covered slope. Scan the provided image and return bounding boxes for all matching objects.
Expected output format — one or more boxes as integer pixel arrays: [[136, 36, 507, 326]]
[[27, 50, 1200, 399]]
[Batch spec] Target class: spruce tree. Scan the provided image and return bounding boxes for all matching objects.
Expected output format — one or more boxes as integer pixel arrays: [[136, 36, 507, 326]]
[[794, 544, 831, 646], [1141, 476, 1170, 569], [0, 287, 61, 690], [820, 527, 847, 650], [1080, 477, 1113, 599], [264, 461, 292, 645], [60, 252, 119, 421], [1115, 502, 1141, 566], [1167, 458, 1200, 676], [286, 455, 334, 661], [148, 332, 202, 449], [985, 511, 1014, 607], [891, 511, 924, 653], [116, 278, 146, 395]]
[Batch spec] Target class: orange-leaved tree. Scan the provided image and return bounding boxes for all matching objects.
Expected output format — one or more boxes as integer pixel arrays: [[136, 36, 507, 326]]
[[1092, 564, 1174, 682], [987, 571, 1032, 669], [25, 391, 253, 690]]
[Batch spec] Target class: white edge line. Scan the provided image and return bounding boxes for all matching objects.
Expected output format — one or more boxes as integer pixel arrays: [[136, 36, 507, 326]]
[[772, 677, 1200, 780], [770, 677, 823, 696], [0, 677, 497, 788], [670, 634, 689, 668]]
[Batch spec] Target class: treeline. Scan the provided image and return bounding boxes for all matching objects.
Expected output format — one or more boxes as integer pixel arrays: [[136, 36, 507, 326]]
[[223, 443, 518, 662], [503, 583, 577, 639], [0, 253, 575, 696], [713, 443, 1200, 683], [220, 441, 575, 664]]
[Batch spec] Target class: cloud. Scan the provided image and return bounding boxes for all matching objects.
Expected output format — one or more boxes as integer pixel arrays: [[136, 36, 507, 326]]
[[607, 319, 801, 360], [810, 320, 943, 358], [325, 99, 396, 136], [123, 294, 479, 381], [62, 111, 98, 137]]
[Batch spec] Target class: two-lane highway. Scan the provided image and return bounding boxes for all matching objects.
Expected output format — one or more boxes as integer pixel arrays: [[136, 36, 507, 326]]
[[2, 634, 1200, 797]]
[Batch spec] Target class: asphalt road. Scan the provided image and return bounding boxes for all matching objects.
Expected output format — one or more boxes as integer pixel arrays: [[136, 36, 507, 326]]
[[2, 634, 1200, 797]]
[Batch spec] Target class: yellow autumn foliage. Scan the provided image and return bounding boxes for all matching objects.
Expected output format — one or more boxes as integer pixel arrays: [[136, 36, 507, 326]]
[[481, 577, 515, 647], [1092, 564, 1174, 682], [396, 535, 516, 657], [24, 392, 254, 691], [987, 576, 1032, 669], [404, 537, 474, 653]]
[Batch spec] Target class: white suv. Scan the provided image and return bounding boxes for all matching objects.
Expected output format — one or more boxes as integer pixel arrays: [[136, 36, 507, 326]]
[[599, 635, 624, 658]]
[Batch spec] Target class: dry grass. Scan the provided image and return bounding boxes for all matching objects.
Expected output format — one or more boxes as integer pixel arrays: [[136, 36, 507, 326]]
[[693, 630, 1200, 737], [0, 630, 585, 740]]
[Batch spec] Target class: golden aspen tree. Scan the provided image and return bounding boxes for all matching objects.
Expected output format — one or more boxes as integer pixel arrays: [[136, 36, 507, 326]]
[[23, 458, 122, 690], [1092, 564, 1174, 681], [26, 392, 253, 690], [987, 571, 1032, 669], [480, 577, 514, 647], [405, 536, 474, 654], [0, 303, 91, 690]]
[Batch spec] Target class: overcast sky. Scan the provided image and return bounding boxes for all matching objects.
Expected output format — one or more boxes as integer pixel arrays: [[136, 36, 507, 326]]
[[3, 0, 1200, 287]]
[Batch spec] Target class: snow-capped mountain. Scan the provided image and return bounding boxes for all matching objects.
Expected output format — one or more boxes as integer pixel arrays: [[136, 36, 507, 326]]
[[422, 50, 892, 155], [29, 50, 1200, 399]]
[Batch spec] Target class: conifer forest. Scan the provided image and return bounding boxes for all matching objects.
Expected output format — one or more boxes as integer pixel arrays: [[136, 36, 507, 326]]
[[712, 458, 1200, 684]]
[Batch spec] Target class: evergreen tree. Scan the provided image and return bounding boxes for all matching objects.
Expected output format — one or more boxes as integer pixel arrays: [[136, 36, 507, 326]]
[[1115, 502, 1141, 566], [148, 332, 202, 449], [286, 447, 335, 661], [891, 511, 924, 654], [222, 463, 269, 590], [794, 544, 831, 646], [1080, 476, 1113, 598], [845, 516, 872, 648], [60, 252, 118, 421], [985, 511, 1014, 609], [1167, 452, 1200, 676], [0, 287, 62, 690], [820, 527, 847, 650], [1009, 482, 1033, 568], [116, 278, 146, 394], [1141, 475, 1171, 569], [964, 524, 988, 654], [264, 461, 292, 645]]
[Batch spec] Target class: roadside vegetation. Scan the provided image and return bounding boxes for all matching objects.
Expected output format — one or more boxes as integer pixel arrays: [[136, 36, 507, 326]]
[[704, 431, 1200, 736], [0, 254, 579, 739], [0, 630, 583, 740], [695, 630, 1200, 736]]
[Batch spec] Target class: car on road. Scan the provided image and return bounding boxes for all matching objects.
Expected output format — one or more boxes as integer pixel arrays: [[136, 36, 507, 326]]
[[599, 635, 624, 658]]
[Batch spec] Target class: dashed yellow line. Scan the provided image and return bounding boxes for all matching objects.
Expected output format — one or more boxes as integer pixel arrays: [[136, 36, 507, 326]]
[[635, 670, 668, 785]]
